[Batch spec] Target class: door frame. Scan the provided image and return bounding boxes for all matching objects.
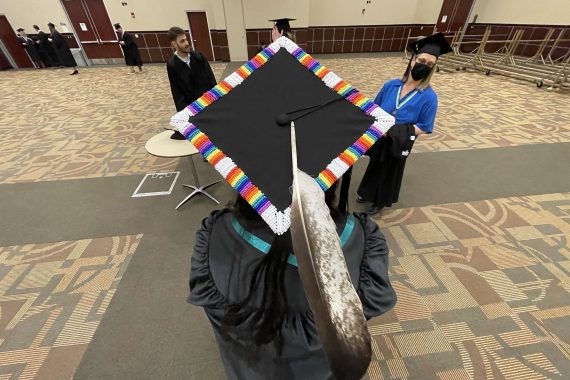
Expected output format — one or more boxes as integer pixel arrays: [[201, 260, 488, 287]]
[[185, 9, 216, 61], [436, 0, 476, 34], [0, 38, 17, 68], [0, 13, 33, 68], [57, 0, 91, 65], [59, 0, 120, 64], [78, 0, 118, 43]]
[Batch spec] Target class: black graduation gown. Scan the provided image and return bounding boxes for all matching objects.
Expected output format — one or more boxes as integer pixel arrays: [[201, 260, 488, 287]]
[[18, 36, 41, 63], [51, 31, 76, 67], [189, 210, 396, 380], [117, 31, 142, 66], [37, 30, 58, 66], [357, 124, 417, 209], [166, 52, 217, 111]]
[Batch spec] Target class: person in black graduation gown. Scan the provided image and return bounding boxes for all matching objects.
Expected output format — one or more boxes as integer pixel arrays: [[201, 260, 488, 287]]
[[47, 22, 78, 75], [166, 26, 216, 139], [270, 17, 296, 41], [357, 33, 452, 215], [33, 24, 58, 67], [178, 36, 397, 379], [191, 186, 395, 380], [16, 28, 43, 68], [114, 23, 143, 74]]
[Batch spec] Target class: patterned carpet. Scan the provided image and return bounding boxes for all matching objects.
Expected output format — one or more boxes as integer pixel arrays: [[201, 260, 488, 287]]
[[0, 64, 227, 184], [325, 56, 570, 154], [0, 235, 142, 379], [1, 56, 569, 184], [1, 54, 569, 379], [368, 192, 570, 379]]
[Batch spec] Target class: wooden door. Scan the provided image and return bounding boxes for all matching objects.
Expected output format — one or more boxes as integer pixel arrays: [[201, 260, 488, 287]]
[[187, 12, 214, 61], [0, 15, 33, 68], [436, 0, 475, 34], [0, 43, 13, 70], [61, 0, 122, 59]]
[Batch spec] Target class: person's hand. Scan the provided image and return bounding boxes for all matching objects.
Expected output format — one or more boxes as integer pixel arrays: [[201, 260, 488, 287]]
[[120, 41, 125, 45], [48, 38, 52, 42]]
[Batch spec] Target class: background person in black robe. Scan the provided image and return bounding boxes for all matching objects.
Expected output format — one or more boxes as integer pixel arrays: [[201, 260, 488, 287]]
[[33, 24, 58, 67], [47, 22, 78, 75], [114, 23, 142, 74], [357, 33, 452, 215], [166, 26, 216, 139], [16, 28, 44, 68], [358, 124, 417, 214]]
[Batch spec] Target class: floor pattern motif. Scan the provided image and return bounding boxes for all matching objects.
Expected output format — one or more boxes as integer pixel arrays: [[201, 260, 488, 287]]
[[0, 235, 142, 379], [367, 192, 570, 379], [1, 58, 569, 184]]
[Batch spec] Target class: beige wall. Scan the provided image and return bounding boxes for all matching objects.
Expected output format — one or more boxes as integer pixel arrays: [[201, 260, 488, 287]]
[[0, 0, 71, 33], [102, 0, 226, 31], [414, 0, 444, 24], [222, 0, 248, 61], [243, 0, 309, 29], [472, 0, 570, 25], [243, 0, 443, 29], [308, 0, 438, 26], [0, 0, 226, 33]]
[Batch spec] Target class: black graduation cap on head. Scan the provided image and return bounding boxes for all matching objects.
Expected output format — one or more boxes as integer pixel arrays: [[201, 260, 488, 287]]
[[410, 32, 453, 57], [114, 23, 121, 30], [16, 28, 24, 32], [269, 18, 296, 33], [170, 37, 394, 234]]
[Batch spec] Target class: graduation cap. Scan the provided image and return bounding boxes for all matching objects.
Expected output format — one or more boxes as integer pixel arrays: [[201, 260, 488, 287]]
[[16, 28, 24, 32], [269, 18, 296, 33], [113, 23, 122, 30], [410, 32, 452, 57], [170, 37, 394, 235]]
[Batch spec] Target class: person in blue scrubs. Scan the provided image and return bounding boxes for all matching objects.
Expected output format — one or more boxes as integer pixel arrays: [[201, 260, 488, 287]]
[[357, 33, 452, 215]]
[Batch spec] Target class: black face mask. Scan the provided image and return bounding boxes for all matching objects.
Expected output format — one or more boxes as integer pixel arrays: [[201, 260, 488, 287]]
[[411, 63, 432, 81]]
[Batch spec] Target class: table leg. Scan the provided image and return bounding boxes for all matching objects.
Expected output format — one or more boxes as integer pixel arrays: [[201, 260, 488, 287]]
[[176, 155, 221, 210]]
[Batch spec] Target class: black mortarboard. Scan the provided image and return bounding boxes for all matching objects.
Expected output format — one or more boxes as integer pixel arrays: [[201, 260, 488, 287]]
[[410, 32, 452, 57], [16, 28, 24, 32], [170, 37, 394, 234], [114, 23, 121, 30], [269, 18, 296, 33]]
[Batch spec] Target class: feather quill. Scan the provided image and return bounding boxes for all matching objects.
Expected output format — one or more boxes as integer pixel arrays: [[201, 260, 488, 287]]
[[289, 122, 372, 379]]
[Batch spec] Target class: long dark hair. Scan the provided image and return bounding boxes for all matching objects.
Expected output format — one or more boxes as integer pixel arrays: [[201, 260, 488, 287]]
[[221, 182, 343, 351]]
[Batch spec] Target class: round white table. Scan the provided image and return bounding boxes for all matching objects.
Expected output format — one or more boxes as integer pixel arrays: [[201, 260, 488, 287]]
[[145, 130, 220, 209]]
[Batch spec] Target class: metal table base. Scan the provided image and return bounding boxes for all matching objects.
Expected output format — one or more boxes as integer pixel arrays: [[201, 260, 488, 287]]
[[176, 154, 220, 210]]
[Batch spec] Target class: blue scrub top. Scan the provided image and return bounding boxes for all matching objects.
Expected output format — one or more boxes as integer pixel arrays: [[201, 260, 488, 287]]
[[374, 79, 438, 133]]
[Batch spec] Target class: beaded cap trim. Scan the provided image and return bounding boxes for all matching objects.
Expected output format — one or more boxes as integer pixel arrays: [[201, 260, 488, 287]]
[[170, 37, 394, 235]]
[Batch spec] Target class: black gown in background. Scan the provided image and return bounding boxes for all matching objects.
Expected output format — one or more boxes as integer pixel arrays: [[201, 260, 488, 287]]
[[118, 31, 142, 67], [37, 31, 59, 66], [358, 123, 417, 209], [189, 210, 396, 380], [51, 31, 77, 67], [18, 36, 41, 65], [166, 51, 217, 111]]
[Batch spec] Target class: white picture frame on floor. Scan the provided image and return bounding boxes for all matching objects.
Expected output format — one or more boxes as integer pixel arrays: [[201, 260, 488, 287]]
[[132, 172, 180, 197]]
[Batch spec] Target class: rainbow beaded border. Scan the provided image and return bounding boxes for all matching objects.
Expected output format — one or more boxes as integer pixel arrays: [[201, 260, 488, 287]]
[[172, 37, 394, 235]]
